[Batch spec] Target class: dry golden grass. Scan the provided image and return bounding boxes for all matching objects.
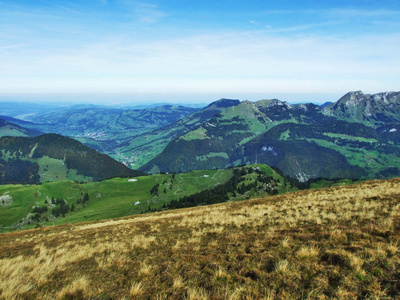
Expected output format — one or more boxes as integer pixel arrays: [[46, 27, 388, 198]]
[[130, 281, 144, 297], [0, 178, 400, 298]]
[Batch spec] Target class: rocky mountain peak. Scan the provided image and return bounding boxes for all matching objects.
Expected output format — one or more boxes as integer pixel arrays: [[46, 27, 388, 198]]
[[255, 99, 291, 110], [323, 90, 400, 125]]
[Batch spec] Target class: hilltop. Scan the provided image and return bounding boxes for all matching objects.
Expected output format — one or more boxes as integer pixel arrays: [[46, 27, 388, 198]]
[[0, 177, 399, 299], [0, 118, 41, 138]]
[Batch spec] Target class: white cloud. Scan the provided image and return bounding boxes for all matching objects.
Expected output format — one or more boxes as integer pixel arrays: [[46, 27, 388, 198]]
[[0, 29, 399, 96], [117, 0, 167, 24], [263, 21, 343, 33]]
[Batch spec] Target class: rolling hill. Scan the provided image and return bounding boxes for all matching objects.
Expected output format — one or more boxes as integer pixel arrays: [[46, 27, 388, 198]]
[[0, 118, 42, 138], [7, 105, 200, 154], [2, 91, 399, 181], [0, 133, 143, 184], [0, 164, 301, 232]]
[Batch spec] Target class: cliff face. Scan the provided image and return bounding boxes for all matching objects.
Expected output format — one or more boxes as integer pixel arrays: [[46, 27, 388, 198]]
[[323, 91, 400, 125]]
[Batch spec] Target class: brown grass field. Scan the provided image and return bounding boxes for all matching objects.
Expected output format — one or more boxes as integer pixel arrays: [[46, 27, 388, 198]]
[[0, 178, 399, 299]]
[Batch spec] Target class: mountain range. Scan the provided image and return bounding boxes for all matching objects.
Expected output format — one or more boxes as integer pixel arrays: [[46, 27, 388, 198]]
[[141, 91, 400, 181], [1, 90, 399, 182]]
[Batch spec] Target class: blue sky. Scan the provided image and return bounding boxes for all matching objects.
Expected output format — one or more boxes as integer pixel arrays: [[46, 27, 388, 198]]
[[0, 0, 399, 104]]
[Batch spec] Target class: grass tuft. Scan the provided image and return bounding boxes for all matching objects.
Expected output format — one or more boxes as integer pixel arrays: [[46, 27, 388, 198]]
[[129, 282, 144, 297]]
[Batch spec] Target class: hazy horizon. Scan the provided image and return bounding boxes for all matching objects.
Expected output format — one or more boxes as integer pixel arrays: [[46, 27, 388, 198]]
[[0, 91, 351, 106], [1, 89, 397, 107]]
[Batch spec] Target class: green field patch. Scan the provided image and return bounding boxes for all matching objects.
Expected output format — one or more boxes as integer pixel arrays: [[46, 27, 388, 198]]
[[37, 156, 93, 183], [323, 133, 378, 143], [196, 152, 229, 161], [280, 129, 290, 140], [305, 138, 400, 178], [0, 126, 28, 137], [0, 168, 235, 232], [67, 169, 93, 183], [181, 126, 209, 141], [37, 156, 69, 182]]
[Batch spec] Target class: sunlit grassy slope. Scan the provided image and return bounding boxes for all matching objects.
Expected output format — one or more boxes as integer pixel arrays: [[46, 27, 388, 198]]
[[0, 168, 235, 232], [1, 177, 399, 299]]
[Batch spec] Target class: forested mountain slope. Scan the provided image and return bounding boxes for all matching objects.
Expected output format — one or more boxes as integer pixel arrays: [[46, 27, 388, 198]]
[[0, 134, 143, 184]]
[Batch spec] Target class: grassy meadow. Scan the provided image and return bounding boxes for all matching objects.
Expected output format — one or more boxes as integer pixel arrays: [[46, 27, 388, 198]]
[[0, 168, 234, 232], [0, 177, 399, 299]]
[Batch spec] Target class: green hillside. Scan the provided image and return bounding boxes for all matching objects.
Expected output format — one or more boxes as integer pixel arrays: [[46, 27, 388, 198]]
[[0, 134, 143, 184], [0, 164, 301, 233], [141, 93, 400, 181], [113, 99, 240, 168], [140, 101, 333, 174], [242, 120, 399, 180]]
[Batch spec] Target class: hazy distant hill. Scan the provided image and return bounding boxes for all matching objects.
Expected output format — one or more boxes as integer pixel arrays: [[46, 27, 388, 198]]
[[0, 100, 241, 168], [141, 91, 400, 181], [6, 105, 201, 155], [0, 134, 143, 184], [0, 118, 42, 138], [0, 102, 66, 119]]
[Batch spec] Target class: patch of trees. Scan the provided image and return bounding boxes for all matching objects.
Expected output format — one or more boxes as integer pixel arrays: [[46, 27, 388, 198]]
[[271, 167, 311, 190], [244, 138, 366, 181], [29, 193, 89, 224], [150, 184, 160, 196], [258, 105, 292, 121], [77, 193, 89, 205], [51, 198, 70, 218], [142, 134, 248, 173], [0, 158, 40, 184], [146, 167, 281, 213]]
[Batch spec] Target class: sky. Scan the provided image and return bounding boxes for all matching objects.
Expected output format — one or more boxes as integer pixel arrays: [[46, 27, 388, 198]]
[[0, 0, 399, 104]]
